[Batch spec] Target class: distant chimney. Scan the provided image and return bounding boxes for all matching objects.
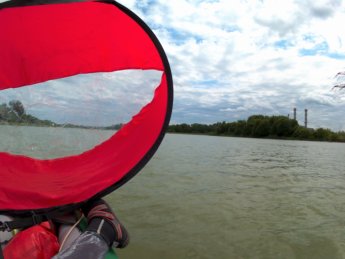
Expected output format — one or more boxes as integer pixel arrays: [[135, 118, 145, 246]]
[[304, 109, 308, 128], [293, 108, 296, 120]]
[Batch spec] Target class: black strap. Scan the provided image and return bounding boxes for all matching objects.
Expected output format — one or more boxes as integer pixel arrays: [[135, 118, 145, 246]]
[[0, 213, 48, 232], [0, 213, 53, 258], [0, 246, 4, 259]]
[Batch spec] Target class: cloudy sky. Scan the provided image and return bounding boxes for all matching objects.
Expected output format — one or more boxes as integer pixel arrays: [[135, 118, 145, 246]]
[[1, 70, 161, 126], [1, 0, 345, 130], [114, 0, 345, 131]]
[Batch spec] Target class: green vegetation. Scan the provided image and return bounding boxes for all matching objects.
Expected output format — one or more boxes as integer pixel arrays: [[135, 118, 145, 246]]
[[58, 123, 123, 130], [0, 100, 122, 130], [168, 115, 345, 142], [0, 100, 55, 126]]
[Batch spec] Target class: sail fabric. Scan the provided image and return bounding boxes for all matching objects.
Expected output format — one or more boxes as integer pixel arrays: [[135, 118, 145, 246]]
[[0, 1, 173, 212], [0, 1, 163, 88]]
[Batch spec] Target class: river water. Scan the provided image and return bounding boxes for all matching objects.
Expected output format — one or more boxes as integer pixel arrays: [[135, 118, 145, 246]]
[[1, 126, 345, 259]]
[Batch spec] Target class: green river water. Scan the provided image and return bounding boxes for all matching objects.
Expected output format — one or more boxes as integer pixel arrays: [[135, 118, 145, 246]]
[[1, 125, 345, 259]]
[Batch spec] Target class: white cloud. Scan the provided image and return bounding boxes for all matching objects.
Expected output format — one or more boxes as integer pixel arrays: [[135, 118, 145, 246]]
[[0, 70, 161, 126], [2, 0, 345, 130], [116, 0, 345, 130]]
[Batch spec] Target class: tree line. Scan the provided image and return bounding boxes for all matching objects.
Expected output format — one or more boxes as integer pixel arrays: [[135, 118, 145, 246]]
[[0, 100, 55, 126], [0, 100, 122, 130], [168, 115, 345, 142]]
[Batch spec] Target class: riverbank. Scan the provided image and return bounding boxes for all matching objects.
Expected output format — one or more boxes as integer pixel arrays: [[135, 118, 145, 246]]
[[0, 121, 122, 130], [168, 115, 345, 143], [1, 100, 122, 130], [168, 131, 345, 143]]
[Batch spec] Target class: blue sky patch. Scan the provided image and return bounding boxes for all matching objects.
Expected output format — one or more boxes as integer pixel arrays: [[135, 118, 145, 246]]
[[135, 0, 156, 15], [299, 41, 329, 56], [303, 34, 316, 42], [222, 25, 240, 33], [168, 28, 204, 44], [327, 52, 345, 59], [274, 40, 294, 49], [191, 79, 219, 88]]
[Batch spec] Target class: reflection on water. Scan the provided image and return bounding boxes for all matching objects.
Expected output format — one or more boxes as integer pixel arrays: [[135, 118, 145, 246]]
[[2, 129, 345, 258]]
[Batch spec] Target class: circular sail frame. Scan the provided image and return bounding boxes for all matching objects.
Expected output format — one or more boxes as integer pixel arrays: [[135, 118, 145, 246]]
[[0, 0, 173, 216]]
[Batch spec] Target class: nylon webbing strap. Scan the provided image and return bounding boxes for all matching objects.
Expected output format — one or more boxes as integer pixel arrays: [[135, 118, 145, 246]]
[[0, 214, 50, 257], [0, 246, 4, 259], [0, 214, 48, 232]]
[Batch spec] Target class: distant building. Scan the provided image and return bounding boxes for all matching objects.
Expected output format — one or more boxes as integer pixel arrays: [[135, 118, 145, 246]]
[[293, 108, 296, 120], [291, 107, 308, 128]]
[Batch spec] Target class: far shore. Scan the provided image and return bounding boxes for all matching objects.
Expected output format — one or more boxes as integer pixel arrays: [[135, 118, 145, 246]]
[[0, 122, 121, 130], [167, 131, 345, 143]]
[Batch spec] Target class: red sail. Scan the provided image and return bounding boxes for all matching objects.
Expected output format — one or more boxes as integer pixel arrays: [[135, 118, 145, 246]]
[[0, 1, 173, 212]]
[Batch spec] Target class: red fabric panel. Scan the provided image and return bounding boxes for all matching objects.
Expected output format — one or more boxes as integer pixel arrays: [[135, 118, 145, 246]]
[[0, 75, 168, 210], [0, 1, 163, 89], [4, 223, 60, 259], [0, 2, 169, 210]]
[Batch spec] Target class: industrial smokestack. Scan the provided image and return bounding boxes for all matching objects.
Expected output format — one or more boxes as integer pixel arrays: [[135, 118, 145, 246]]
[[304, 109, 308, 128], [293, 108, 296, 120]]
